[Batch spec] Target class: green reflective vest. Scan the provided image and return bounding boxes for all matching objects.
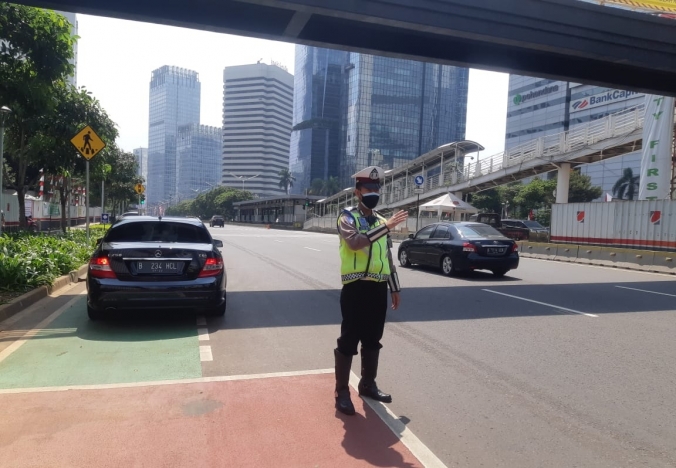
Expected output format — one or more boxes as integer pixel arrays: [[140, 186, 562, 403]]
[[337, 208, 391, 284]]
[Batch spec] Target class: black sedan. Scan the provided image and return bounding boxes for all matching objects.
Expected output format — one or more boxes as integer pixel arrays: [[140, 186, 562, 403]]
[[86, 216, 227, 320], [398, 222, 519, 277]]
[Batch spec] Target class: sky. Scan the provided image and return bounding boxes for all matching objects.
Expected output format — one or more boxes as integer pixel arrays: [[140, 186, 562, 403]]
[[76, 15, 509, 161]]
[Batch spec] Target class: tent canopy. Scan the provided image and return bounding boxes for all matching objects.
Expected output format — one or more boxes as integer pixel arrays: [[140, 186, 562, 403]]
[[419, 193, 478, 214]]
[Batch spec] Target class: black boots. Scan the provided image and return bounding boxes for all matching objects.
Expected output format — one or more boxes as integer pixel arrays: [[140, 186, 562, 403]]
[[358, 347, 392, 403], [334, 348, 355, 415]]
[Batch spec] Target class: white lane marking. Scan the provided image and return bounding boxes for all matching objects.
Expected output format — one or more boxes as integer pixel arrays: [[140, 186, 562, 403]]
[[0, 369, 335, 394], [196, 316, 207, 326], [274, 240, 283, 243], [349, 372, 447, 468], [616, 285, 676, 298], [197, 328, 210, 341], [304, 247, 321, 252], [482, 289, 598, 318], [0, 290, 86, 364], [199, 345, 213, 361]]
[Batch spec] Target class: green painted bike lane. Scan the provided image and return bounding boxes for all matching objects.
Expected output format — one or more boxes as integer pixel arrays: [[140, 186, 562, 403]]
[[0, 295, 203, 389]]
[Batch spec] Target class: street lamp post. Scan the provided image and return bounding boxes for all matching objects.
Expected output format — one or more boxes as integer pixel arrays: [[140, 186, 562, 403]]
[[229, 172, 259, 192], [0, 106, 11, 236]]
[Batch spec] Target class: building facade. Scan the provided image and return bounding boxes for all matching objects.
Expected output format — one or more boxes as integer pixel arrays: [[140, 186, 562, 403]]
[[505, 75, 646, 200], [176, 124, 221, 201], [147, 66, 201, 205], [289, 45, 469, 194], [221, 63, 294, 197], [132, 147, 148, 183]]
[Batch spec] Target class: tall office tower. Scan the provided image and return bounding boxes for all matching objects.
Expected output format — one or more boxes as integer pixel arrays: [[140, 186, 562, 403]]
[[221, 63, 294, 197], [505, 75, 646, 197], [288, 47, 347, 195], [132, 147, 148, 183], [56, 11, 78, 86], [289, 45, 469, 194], [176, 124, 221, 201], [147, 66, 200, 205]]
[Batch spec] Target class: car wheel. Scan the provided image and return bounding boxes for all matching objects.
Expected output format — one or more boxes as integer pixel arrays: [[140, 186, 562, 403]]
[[399, 249, 411, 267], [441, 255, 455, 276], [87, 304, 103, 321], [210, 296, 226, 316], [492, 269, 509, 278]]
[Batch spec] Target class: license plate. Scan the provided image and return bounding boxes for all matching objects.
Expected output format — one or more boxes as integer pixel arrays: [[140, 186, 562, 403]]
[[136, 261, 183, 274], [486, 247, 506, 256]]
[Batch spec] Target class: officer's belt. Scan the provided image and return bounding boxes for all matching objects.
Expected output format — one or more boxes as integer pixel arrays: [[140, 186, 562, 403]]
[[341, 272, 390, 283]]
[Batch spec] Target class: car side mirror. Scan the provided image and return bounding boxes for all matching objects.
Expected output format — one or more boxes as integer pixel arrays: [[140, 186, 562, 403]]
[[213, 239, 223, 248], [96, 237, 102, 245], [408, 234, 414, 239]]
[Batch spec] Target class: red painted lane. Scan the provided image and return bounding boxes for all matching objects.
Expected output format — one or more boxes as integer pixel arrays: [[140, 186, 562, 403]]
[[0, 373, 424, 468]]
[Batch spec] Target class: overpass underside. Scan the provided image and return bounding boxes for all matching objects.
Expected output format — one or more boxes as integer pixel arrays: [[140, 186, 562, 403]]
[[13, 0, 676, 96]]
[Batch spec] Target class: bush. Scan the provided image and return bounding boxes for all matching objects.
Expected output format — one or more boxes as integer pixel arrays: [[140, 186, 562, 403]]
[[0, 228, 101, 293]]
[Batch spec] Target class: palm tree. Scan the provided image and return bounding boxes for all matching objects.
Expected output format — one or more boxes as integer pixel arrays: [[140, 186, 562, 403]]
[[324, 176, 340, 196], [278, 169, 296, 194], [612, 168, 640, 200], [309, 178, 325, 195]]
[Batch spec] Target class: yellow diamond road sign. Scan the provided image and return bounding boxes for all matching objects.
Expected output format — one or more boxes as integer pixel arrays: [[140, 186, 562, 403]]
[[70, 125, 106, 160], [135, 183, 145, 194]]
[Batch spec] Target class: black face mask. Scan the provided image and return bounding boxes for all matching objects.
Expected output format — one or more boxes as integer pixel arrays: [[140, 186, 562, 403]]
[[361, 193, 380, 210]]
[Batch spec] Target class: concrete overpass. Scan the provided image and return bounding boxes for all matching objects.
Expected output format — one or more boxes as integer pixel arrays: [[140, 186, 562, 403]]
[[13, 0, 676, 96]]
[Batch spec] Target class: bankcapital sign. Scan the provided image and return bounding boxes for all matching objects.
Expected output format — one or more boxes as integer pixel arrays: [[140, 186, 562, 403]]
[[569, 89, 642, 112]]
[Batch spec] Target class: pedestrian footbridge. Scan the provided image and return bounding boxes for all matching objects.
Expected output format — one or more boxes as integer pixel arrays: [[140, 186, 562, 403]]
[[309, 104, 654, 224]]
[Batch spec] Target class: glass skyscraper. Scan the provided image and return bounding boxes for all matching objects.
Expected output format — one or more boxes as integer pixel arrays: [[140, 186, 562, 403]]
[[289, 46, 469, 194], [176, 124, 221, 201], [147, 66, 201, 205]]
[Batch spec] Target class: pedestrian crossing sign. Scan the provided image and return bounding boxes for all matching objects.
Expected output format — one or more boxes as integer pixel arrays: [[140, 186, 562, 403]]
[[71, 125, 106, 160]]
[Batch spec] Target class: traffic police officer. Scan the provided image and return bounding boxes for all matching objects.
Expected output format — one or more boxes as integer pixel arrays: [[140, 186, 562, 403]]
[[334, 165, 409, 415]]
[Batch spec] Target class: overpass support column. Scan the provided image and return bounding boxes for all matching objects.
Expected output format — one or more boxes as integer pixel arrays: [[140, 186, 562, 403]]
[[556, 163, 571, 204]]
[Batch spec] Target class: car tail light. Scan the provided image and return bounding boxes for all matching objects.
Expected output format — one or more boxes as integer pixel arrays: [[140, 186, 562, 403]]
[[89, 255, 116, 279], [198, 257, 223, 277], [462, 242, 476, 252], [512, 243, 519, 252]]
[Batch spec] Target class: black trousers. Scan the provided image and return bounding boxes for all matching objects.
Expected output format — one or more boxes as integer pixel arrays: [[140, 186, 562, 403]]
[[337, 280, 388, 356]]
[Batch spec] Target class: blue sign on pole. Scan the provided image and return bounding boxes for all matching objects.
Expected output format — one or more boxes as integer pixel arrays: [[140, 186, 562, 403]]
[[101, 213, 109, 224], [414, 175, 424, 186]]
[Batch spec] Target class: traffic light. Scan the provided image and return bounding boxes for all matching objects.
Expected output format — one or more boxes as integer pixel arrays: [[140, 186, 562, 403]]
[[140, 194, 146, 205]]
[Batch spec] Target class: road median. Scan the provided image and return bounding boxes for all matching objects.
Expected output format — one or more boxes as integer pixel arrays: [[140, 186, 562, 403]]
[[519, 241, 676, 275]]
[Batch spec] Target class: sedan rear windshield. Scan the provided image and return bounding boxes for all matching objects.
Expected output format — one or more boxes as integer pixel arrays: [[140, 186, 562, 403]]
[[456, 224, 505, 238], [105, 222, 212, 243]]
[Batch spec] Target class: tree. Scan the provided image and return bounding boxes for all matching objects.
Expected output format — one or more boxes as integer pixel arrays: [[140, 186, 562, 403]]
[[308, 176, 340, 196], [612, 168, 640, 200], [104, 146, 142, 216], [567, 170, 603, 203], [278, 169, 295, 194], [31, 84, 118, 231], [309, 178, 325, 195], [325, 176, 340, 196], [0, 5, 76, 228], [514, 177, 556, 217], [469, 188, 502, 214]]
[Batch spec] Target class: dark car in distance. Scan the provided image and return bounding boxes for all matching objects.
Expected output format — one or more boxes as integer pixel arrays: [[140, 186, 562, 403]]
[[398, 222, 519, 277], [210, 215, 224, 228], [86, 216, 227, 320]]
